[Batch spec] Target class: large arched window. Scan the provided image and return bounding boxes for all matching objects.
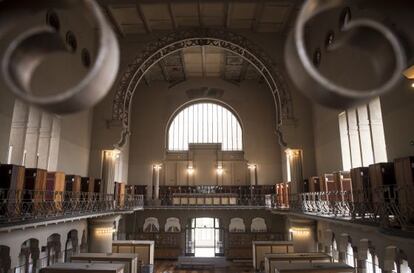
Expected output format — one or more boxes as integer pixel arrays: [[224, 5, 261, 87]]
[[168, 102, 243, 151]]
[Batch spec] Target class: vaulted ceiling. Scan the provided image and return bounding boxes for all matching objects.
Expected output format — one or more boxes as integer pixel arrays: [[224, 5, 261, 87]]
[[98, 0, 301, 87]]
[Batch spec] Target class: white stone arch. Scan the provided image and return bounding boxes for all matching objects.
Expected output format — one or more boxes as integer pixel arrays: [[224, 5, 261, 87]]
[[165, 218, 181, 232], [229, 218, 245, 232], [251, 217, 267, 232], [143, 217, 160, 233]]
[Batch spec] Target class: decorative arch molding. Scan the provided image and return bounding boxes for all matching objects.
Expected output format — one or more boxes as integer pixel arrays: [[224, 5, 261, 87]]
[[112, 28, 293, 147]]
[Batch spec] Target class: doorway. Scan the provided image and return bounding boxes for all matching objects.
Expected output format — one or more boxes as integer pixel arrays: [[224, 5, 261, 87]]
[[185, 217, 223, 257]]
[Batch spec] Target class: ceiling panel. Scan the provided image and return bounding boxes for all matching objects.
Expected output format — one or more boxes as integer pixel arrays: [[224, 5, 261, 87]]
[[141, 4, 173, 30]]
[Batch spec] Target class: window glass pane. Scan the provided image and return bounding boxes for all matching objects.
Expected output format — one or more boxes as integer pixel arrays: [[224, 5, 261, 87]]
[[168, 103, 242, 151]]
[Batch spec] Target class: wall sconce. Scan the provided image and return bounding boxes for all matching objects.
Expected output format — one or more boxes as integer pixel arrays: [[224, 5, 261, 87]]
[[289, 227, 311, 236], [187, 165, 194, 175], [95, 227, 116, 235], [153, 164, 162, 170], [248, 164, 257, 170], [216, 165, 224, 175]]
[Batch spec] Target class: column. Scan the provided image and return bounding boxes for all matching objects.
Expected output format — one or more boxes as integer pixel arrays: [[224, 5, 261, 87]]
[[88, 216, 120, 253], [288, 217, 317, 252], [153, 164, 161, 201], [357, 239, 369, 273], [37, 113, 53, 170], [47, 116, 61, 171], [24, 106, 42, 168], [323, 230, 334, 255], [8, 100, 29, 165], [347, 109, 362, 168], [248, 164, 257, 202], [338, 234, 350, 264], [382, 246, 398, 273]]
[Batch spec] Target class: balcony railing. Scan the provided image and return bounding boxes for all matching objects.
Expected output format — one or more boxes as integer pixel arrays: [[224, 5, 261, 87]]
[[0, 189, 144, 225], [265, 185, 414, 230]]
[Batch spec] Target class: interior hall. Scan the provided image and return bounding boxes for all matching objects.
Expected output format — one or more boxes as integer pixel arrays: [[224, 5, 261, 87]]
[[0, 1, 413, 273]]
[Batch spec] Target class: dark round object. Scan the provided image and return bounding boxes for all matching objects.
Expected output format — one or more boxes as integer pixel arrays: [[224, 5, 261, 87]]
[[65, 31, 77, 52], [81, 48, 92, 68], [46, 10, 60, 31]]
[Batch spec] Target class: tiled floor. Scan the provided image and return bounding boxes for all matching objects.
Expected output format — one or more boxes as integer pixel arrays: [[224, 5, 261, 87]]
[[154, 260, 254, 273]]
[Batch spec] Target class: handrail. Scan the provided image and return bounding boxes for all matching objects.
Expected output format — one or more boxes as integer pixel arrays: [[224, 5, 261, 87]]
[[266, 185, 414, 230], [0, 189, 144, 225]]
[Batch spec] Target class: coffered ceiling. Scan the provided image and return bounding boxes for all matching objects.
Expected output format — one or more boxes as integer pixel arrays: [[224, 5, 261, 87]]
[[98, 0, 301, 86]]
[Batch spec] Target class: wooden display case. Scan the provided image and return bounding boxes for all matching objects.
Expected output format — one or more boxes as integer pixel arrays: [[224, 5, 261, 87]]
[[0, 164, 25, 215], [350, 167, 370, 203], [46, 172, 65, 206], [394, 157, 414, 221], [308, 177, 320, 193], [252, 241, 294, 270], [319, 174, 335, 201], [93, 179, 102, 193], [333, 171, 352, 201], [112, 240, 155, 266], [264, 253, 332, 273], [40, 263, 125, 273], [71, 253, 138, 273], [272, 262, 353, 273], [65, 175, 81, 193], [368, 163, 396, 203], [24, 168, 47, 210]]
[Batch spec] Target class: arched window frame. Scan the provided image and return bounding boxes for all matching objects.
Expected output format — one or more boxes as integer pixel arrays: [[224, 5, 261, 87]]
[[166, 100, 244, 151]]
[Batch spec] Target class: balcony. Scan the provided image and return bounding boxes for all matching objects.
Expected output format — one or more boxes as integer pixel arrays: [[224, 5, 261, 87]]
[[0, 189, 144, 229], [265, 185, 414, 232], [144, 185, 274, 209]]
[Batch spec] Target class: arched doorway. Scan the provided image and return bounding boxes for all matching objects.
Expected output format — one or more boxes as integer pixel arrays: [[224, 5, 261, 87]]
[[185, 217, 223, 257], [111, 28, 293, 147]]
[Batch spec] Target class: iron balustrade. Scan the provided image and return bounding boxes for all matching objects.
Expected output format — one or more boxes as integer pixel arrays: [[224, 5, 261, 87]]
[[0, 189, 144, 225], [265, 185, 414, 230]]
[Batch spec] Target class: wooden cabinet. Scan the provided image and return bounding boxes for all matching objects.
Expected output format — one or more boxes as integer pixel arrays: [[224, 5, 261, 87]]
[[264, 253, 333, 273], [0, 164, 25, 215], [308, 177, 320, 193], [252, 241, 294, 271], [333, 171, 352, 201], [46, 172, 65, 205], [65, 175, 81, 193], [276, 183, 290, 207], [350, 167, 370, 203], [394, 157, 414, 220], [369, 163, 396, 203], [24, 168, 47, 211], [319, 174, 335, 201], [112, 240, 155, 266], [93, 179, 102, 193], [0, 164, 25, 192]]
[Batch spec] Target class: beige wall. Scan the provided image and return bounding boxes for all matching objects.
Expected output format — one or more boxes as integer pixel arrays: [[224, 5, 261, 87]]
[[88, 31, 317, 187], [128, 78, 282, 186]]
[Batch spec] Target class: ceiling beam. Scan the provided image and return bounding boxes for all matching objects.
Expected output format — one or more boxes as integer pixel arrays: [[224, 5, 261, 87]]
[[197, 0, 203, 27], [136, 2, 152, 33], [282, 1, 300, 36], [179, 51, 188, 80], [168, 1, 178, 29], [158, 60, 170, 82], [252, 0, 265, 32], [239, 61, 249, 82], [224, 1, 231, 28], [143, 73, 151, 86], [201, 46, 207, 78], [100, 5, 125, 38]]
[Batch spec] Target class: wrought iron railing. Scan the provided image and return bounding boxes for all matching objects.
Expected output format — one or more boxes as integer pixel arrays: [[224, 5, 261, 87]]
[[265, 185, 414, 230], [0, 189, 144, 225]]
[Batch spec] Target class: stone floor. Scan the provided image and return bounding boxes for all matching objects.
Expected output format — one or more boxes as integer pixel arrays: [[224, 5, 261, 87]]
[[154, 260, 254, 273]]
